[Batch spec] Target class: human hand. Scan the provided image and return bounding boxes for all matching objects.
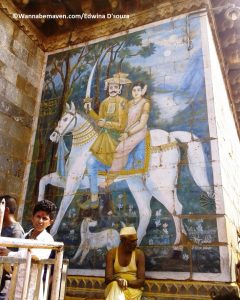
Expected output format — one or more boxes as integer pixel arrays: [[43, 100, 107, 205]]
[[0, 247, 10, 256], [84, 102, 92, 112], [116, 278, 128, 289], [98, 119, 106, 127], [118, 132, 128, 141], [31, 255, 40, 262]]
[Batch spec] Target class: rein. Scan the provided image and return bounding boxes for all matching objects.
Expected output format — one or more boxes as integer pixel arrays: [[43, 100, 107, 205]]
[[55, 111, 77, 177], [54, 111, 78, 138], [55, 111, 97, 176], [60, 111, 77, 136]]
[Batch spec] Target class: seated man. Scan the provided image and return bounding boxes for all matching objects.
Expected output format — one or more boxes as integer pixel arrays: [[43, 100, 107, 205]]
[[105, 227, 145, 300]]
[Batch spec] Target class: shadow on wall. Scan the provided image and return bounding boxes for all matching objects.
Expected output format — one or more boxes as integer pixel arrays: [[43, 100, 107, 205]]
[[210, 290, 240, 299]]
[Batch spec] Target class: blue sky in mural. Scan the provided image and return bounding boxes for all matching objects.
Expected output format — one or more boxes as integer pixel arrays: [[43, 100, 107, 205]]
[[123, 17, 206, 133], [45, 15, 207, 138]]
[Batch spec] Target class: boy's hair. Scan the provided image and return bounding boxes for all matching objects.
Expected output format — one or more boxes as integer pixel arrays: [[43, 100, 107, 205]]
[[132, 81, 145, 89], [33, 200, 57, 220], [0, 195, 17, 214]]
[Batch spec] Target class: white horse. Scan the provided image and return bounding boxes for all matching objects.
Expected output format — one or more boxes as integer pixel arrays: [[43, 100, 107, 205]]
[[38, 102, 213, 245]]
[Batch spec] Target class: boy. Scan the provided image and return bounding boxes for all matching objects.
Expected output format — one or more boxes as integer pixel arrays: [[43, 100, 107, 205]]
[[0, 199, 57, 300]]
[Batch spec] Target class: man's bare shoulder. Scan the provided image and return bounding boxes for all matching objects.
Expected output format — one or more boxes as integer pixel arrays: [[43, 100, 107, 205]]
[[107, 247, 117, 258], [135, 248, 145, 258]]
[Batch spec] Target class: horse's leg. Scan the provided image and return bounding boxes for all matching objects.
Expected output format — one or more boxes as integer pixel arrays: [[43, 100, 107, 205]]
[[50, 192, 75, 236], [147, 145, 185, 245], [149, 186, 183, 245], [170, 131, 213, 197], [50, 172, 85, 236], [126, 176, 152, 245], [38, 172, 65, 201], [147, 171, 184, 245], [50, 151, 91, 236]]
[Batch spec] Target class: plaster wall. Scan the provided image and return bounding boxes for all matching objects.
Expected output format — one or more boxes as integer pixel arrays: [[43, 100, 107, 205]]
[[0, 11, 44, 213], [23, 12, 236, 282], [203, 19, 240, 281]]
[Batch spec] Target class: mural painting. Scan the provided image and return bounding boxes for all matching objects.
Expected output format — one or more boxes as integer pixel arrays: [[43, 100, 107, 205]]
[[25, 13, 219, 277]]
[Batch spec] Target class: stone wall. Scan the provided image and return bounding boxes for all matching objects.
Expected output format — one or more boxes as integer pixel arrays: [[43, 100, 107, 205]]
[[0, 11, 44, 213]]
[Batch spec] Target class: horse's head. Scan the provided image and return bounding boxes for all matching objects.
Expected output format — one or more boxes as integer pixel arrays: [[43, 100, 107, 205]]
[[50, 102, 78, 143]]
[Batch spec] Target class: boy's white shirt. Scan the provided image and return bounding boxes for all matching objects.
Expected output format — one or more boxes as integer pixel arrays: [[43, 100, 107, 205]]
[[7, 229, 54, 300]]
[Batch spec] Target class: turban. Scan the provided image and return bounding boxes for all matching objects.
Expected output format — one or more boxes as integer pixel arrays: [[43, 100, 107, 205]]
[[120, 226, 137, 236]]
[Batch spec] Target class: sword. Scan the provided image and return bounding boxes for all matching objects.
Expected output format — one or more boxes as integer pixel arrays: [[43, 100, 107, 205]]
[[84, 60, 98, 112]]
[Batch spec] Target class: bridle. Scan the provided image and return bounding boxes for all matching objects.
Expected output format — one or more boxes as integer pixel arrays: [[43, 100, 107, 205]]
[[54, 111, 77, 137]]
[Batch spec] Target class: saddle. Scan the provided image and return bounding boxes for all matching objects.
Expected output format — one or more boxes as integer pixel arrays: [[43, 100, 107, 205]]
[[96, 131, 179, 176], [97, 132, 151, 176]]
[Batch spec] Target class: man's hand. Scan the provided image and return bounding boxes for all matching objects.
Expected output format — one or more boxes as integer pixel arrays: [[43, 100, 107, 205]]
[[118, 132, 128, 141], [84, 102, 92, 113], [98, 119, 106, 128], [0, 247, 10, 256], [31, 255, 40, 262], [83, 97, 93, 113], [116, 278, 128, 289]]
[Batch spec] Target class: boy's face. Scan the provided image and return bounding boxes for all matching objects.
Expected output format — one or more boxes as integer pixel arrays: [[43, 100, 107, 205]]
[[132, 85, 142, 100], [31, 210, 53, 233]]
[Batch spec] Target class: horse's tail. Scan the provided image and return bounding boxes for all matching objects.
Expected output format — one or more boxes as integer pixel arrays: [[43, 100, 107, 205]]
[[170, 131, 213, 198]]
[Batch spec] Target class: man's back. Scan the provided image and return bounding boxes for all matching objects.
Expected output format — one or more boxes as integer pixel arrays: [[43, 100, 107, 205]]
[[2, 222, 24, 240]]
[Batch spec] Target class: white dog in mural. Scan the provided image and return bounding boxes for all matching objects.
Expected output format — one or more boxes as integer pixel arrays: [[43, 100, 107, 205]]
[[71, 217, 120, 265]]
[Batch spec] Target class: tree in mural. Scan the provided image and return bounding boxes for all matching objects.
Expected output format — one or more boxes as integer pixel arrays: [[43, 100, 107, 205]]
[[88, 33, 156, 109], [29, 47, 95, 206]]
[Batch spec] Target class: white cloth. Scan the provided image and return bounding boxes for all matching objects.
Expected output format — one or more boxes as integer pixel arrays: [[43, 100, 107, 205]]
[[6, 229, 54, 300], [119, 227, 136, 236]]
